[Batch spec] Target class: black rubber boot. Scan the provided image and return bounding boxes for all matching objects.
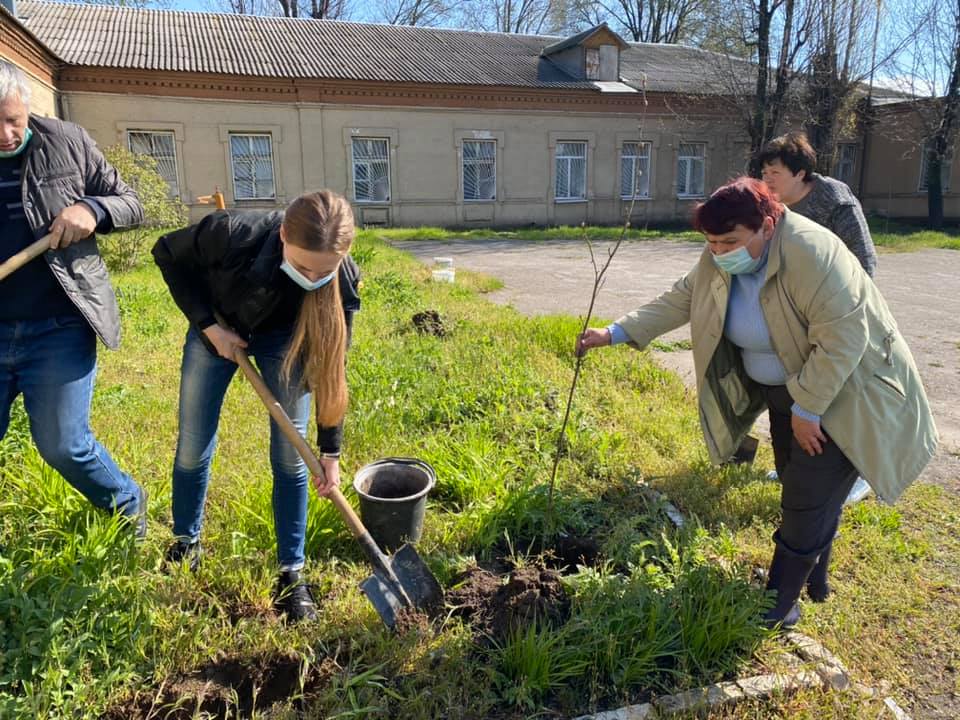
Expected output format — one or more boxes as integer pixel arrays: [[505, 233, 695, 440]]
[[763, 538, 819, 630], [806, 539, 833, 603]]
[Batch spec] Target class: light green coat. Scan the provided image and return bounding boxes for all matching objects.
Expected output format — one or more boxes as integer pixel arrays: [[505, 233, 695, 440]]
[[616, 210, 938, 502]]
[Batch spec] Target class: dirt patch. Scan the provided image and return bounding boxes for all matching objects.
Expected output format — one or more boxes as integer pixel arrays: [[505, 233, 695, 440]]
[[447, 564, 570, 642], [411, 309, 447, 337], [102, 652, 336, 720], [485, 533, 603, 575], [393, 607, 431, 635]]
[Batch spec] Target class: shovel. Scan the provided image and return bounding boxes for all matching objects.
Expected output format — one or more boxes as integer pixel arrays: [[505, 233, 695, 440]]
[[234, 350, 443, 630], [0, 236, 52, 282]]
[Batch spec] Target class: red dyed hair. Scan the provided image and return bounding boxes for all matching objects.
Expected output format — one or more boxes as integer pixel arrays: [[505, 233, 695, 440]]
[[693, 177, 784, 234]]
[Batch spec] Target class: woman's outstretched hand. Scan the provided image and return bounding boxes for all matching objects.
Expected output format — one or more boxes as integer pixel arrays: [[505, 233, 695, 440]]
[[576, 327, 612, 357]]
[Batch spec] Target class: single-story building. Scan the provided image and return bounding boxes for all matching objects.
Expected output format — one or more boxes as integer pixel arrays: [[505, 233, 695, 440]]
[[1, 0, 956, 225]]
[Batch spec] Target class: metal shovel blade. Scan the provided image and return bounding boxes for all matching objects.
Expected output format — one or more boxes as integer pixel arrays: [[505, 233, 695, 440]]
[[359, 543, 443, 630]]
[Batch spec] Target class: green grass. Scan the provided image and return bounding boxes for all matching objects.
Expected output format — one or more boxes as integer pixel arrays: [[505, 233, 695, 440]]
[[869, 216, 960, 252], [0, 232, 957, 719], [364, 217, 960, 255], [363, 224, 702, 244]]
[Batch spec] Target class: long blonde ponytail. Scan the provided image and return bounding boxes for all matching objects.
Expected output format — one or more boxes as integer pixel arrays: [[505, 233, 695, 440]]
[[280, 191, 355, 427]]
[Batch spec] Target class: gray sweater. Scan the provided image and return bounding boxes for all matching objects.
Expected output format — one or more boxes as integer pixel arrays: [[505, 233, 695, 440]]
[[790, 174, 877, 277]]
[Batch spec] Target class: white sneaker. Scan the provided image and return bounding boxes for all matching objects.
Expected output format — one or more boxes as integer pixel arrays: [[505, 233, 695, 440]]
[[843, 476, 872, 506]]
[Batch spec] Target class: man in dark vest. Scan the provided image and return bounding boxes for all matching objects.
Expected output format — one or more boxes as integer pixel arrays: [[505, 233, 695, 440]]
[[0, 60, 147, 536]]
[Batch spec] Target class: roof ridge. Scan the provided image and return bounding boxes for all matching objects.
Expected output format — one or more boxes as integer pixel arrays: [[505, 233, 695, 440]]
[[17, 0, 567, 42], [15, 0, 754, 95]]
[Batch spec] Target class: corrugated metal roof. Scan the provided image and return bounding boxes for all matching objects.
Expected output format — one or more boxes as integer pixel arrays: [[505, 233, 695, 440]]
[[16, 0, 752, 94]]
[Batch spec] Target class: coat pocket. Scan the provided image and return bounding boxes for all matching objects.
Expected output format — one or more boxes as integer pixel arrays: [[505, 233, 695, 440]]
[[718, 369, 751, 415], [872, 369, 906, 401]]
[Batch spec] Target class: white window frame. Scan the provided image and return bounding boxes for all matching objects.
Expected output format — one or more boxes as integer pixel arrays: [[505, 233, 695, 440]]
[[555, 141, 588, 203], [621, 141, 652, 199], [351, 137, 392, 203], [127, 129, 180, 198], [918, 140, 952, 193], [462, 139, 496, 202], [676, 142, 706, 198], [833, 143, 857, 186], [228, 132, 276, 201]]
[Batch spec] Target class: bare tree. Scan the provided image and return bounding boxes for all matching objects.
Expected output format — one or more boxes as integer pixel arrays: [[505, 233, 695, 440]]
[[705, 0, 813, 175], [571, 0, 707, 43], [206, 0, 351, 18], [459, 0, 556, 34], [921, 0, 960, 228], [799, 0, 912, 175], [877, 0, 960, 228], [375, 0, 459, 25], [217, 0, 271, 14]]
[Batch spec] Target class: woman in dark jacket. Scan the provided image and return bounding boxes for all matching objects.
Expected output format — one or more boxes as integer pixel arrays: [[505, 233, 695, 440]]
[[152, 190, 360, 622]]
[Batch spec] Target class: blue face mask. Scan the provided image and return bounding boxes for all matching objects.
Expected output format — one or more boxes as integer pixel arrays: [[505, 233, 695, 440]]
[[712, 246, 762, 275], [280, 260, 337, 291], [0, 127, 32, 158]]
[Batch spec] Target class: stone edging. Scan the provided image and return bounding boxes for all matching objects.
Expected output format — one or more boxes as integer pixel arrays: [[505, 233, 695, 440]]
[[572, 631, 912, 719]]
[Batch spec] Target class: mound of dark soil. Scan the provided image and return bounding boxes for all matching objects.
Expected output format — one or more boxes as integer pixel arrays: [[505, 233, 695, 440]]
[[447, 564, 569, 642], [411, 309, 446, 337]]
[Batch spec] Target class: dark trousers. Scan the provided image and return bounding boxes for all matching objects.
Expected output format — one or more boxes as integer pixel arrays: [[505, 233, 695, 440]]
[[763, 385, 858, 557]]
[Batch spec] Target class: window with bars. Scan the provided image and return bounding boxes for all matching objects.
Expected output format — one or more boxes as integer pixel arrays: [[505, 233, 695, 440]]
[[833, 143, 857, 186], [127, 130, 179, 197], [918, 141, 952, 192], [462, 140, 496, 201], [676, 142, 706, 198], [621, 141, 651, 199], [229, 133, 275, 200], [352, 138, 391, 202], [555, 141, 587, 201]]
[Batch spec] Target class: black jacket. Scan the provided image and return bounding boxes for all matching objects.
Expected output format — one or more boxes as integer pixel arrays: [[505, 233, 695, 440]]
[[152, 209, 361, 453], [22, 116, 144, 348]]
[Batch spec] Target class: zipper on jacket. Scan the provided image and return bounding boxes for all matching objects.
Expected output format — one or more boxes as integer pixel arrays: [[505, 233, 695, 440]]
[[883, 333, 895, 366]]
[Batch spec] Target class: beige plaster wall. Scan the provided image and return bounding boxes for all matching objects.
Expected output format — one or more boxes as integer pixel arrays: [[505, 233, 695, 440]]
[[64, 90, 753, 227], [860, 115, 960, 219]]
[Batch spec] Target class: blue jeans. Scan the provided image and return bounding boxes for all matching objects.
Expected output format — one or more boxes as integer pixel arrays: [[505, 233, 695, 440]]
[[172, 327, 311, 570], [0, 316, 141, 514]]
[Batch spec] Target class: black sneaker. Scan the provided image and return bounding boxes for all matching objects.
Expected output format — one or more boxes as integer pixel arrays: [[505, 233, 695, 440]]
[[164, 539, 202, 573], [274, 570, 318, 623], [118, 485, 148, 540]]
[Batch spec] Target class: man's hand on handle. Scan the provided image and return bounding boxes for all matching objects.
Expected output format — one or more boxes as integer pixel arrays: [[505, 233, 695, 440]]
[[48, 203, 97, 248]]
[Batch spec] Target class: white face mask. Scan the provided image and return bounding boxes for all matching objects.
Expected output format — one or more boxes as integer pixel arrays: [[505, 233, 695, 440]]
[[280, 260, 336, 291], [710, 227, 767, 275]]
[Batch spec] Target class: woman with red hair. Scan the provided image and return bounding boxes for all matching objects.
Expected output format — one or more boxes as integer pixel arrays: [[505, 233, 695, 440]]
[[578, 177, 937, 628]]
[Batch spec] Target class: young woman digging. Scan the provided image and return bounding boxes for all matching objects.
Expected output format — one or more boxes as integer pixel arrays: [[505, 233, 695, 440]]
[[152, 190, 360, 622]]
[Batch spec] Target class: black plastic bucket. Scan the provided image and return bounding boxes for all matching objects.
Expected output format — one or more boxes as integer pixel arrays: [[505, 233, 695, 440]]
[[352, 458, 435, 551]]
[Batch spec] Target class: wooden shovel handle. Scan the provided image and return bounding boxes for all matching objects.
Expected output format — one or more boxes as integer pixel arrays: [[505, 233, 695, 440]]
[[234, 350, 368, 541], [0, 236, 52, 282]]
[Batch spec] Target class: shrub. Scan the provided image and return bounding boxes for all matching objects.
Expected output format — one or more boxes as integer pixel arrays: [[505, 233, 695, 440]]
[[99, 145, 187, 272]]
